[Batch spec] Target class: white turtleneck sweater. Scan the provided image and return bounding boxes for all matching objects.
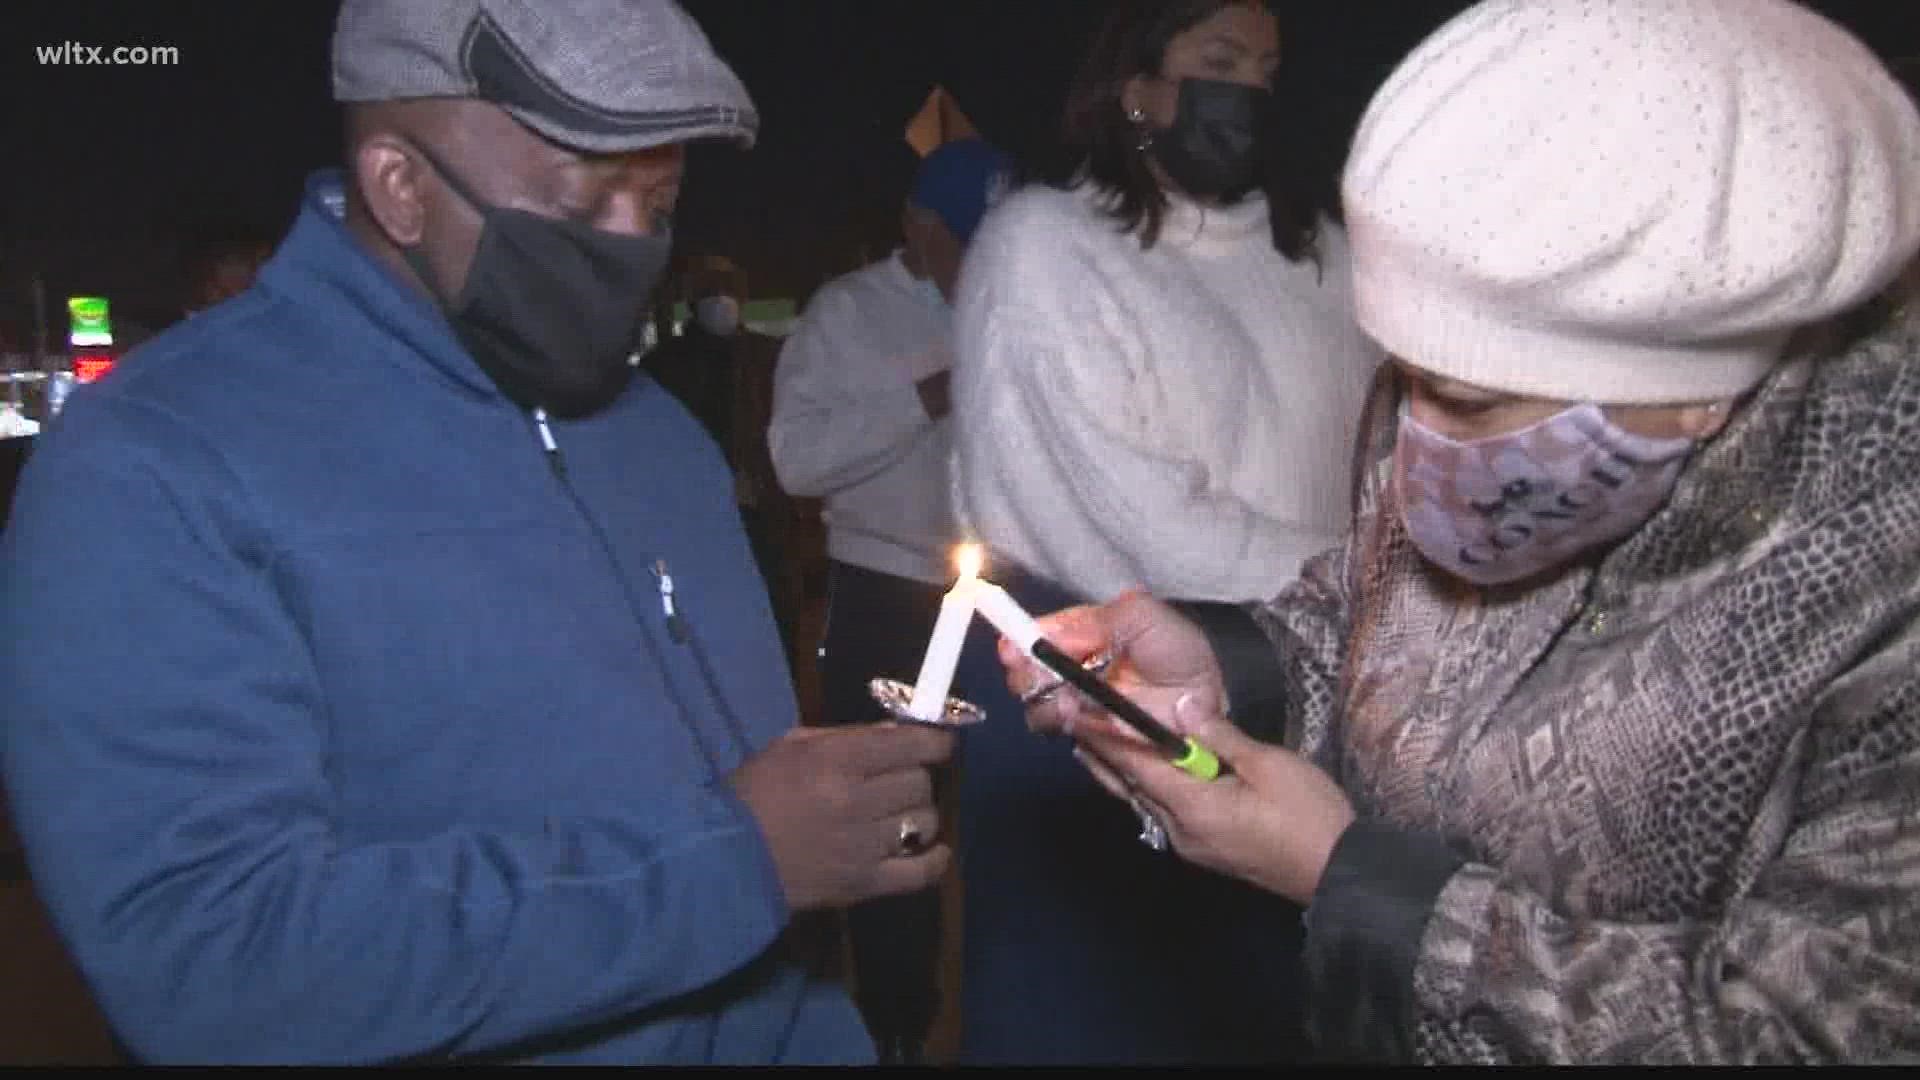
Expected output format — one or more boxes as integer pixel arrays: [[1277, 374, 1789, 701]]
[[951, 184, 1383, 603]]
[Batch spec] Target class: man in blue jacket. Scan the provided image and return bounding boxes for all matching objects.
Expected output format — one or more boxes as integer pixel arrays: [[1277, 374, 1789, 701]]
[[0, 0, 953, 1065]]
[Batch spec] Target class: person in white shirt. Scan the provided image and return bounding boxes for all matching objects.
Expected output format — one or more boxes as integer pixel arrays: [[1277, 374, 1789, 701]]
[[946, 0, 1381, 1065], [768, 136, 1012, 1066]]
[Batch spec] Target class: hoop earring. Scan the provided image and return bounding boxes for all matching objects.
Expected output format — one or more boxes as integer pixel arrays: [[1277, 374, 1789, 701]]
[[1127, 106, 1153, 152]]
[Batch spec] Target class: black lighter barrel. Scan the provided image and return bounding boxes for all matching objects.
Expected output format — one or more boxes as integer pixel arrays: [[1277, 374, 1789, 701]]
[[1030, 638, 1188, 756]]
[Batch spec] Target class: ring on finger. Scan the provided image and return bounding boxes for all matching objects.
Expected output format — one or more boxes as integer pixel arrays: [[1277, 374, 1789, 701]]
[[1019, 678, 1065, 707], [897, 817, 928, 858], [1017, 649, 1115, 707]]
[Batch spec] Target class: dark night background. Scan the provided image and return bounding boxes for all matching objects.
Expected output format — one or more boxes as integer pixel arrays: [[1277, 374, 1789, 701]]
[[1, 1, 1914, 339]]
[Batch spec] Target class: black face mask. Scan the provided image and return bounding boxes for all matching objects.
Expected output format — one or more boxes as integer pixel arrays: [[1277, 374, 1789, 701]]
[[403, 142, 670, 419], [1148, 78, 1272, 203]]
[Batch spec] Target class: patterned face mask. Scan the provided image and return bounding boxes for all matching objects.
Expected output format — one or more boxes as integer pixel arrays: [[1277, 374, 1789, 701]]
[[1394, 402, 1697, 586]]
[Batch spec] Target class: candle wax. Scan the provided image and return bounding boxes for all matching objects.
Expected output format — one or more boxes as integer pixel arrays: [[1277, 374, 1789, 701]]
[[907, 577, 976, 720], [973, 581, 1044, 655]]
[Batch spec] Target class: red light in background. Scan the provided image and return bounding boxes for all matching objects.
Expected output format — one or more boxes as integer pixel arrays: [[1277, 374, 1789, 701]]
[[73, 355, 116, 384]]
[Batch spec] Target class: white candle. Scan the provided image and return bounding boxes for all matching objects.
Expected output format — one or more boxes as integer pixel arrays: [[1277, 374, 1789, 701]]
[[907, 545, 982, 720], [972, 580, 1045, 656]]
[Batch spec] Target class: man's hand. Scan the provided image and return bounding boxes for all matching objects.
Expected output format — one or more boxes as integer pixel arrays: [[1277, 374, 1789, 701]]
[[915, 370, 952, 421], [730, 723, 956, 911], [998, 589, 1226, 742]]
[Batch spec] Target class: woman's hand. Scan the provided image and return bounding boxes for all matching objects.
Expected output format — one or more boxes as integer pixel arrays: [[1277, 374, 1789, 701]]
[[1074, 695, 1355, 906], [998, 589, 1226, 741]]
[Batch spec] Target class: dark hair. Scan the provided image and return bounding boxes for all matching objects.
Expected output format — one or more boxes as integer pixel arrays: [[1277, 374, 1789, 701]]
[[1043, 0, 1323, 260], [178, 221, 279, 296], [672, 253, 747, 303]]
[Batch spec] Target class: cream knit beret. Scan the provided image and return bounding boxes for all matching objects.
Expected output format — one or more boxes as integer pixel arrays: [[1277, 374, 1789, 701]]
[[1343, 0, 1920, 405]]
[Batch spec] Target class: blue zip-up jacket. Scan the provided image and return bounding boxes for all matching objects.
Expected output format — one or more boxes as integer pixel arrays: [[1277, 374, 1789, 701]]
[[0, 172, 873, 1065]]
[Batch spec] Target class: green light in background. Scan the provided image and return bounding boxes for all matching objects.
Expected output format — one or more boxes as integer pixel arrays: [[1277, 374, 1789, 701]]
[[68, 296, 114, 348]]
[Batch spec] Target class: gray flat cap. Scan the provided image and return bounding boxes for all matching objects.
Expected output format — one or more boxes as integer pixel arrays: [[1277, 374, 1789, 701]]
[[332, 0, 757, 152]]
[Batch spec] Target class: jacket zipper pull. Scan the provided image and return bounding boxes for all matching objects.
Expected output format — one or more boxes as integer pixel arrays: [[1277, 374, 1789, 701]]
[[533, 409, 566, 479], [653, 559, 688, 643]]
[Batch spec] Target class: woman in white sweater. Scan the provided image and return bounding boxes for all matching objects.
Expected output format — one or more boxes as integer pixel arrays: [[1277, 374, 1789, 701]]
[[952, 23, 1378, 604], [947, 0, 1380, 1065]]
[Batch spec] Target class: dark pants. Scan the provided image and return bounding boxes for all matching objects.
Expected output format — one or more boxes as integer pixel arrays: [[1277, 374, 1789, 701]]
[[818, 560, 947, 1059], [740, 503, 801, 665], [951, 565, 1309, 1065]]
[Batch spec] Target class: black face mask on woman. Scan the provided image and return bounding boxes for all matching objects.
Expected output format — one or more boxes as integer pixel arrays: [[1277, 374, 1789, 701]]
[[402, 142, 671, 419], [1149, 77, 1272, 203]]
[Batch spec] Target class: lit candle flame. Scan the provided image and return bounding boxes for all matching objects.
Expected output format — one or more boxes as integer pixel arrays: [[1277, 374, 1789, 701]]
[[954, 543, 983, 580]]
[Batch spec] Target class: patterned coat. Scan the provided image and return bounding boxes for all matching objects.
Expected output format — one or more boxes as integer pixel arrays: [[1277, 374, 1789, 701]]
[[1240, 315, 1920, 1063]]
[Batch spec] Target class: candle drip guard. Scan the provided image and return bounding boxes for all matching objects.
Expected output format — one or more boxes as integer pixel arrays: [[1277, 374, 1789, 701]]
[[871, 649, 1173, 852], [868, 677, 986, 729]]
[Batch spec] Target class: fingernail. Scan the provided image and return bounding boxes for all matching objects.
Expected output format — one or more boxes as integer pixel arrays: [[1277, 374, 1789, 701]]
[[1171, 692, 1197, 734]]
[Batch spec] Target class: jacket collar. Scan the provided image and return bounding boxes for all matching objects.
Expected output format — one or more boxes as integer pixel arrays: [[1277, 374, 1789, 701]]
[[256, 170, 505, 406]]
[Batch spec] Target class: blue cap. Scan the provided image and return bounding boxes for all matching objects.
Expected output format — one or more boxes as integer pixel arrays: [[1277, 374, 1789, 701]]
[[908, 138, 1013, 244]]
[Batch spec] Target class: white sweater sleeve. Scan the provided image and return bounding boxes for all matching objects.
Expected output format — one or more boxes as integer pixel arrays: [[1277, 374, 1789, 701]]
[[955, 215, 1335, 602], [768, 286, 934, 499]]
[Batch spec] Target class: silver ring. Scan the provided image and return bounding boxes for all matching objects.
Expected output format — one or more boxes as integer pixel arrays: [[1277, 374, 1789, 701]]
[[1017, 649, 1115, 707], [1019, 679, 1065, 707], [1128, 795, 1170, 852], [897, 818, 926, 858]]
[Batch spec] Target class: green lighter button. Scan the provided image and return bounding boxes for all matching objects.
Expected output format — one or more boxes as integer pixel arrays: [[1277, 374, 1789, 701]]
[[1173, 737, 1221, 781]]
